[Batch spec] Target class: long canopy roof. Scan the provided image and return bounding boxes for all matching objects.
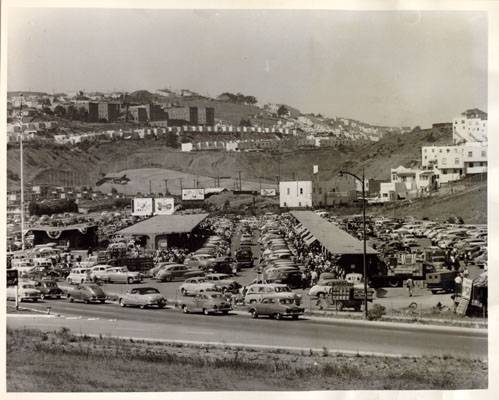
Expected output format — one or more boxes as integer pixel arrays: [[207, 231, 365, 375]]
[[117, 214, 208, 236], [291, 211, 377, 255]]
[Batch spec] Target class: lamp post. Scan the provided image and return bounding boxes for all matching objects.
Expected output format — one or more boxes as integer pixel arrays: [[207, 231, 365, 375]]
[[338, 168, 368, 319]]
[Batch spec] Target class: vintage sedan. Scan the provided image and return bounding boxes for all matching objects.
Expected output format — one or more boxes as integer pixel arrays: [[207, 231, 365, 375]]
[[179, 292, 232, 315], [179, 277, 217, 296], [101, 267, 142, 284], [66, 284, 107, 304], [118, 287, 166, 309], [248, 296, 305, 320], [204, 273, 241, 293], [156, 264, 204, 282], [6, 283, 42, 302], [32, 279, 64, 300]]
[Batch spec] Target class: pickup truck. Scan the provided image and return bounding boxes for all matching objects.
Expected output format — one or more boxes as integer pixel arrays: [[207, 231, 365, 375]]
[[178, 292, 232, 315]]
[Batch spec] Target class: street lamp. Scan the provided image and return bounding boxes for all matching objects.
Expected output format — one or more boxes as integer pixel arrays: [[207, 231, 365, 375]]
[[338, 168, 368, 319]]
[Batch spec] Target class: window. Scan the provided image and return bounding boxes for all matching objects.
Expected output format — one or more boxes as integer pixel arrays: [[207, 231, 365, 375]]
[[455, 158, 460, 165], [299, 188, 303, 195], [442, 158, 447, 165], [469, 162, 474, 168], [468, 151, 473, 157], [287, 188, 290, 195], [298, 202, 302, 207]]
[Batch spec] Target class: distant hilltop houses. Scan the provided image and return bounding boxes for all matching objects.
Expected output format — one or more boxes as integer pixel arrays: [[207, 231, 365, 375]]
[[5, 89, 437, 149], [278, 108, 487, 208]]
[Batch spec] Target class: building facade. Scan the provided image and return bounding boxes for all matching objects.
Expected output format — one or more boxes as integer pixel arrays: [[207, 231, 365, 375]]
[[279, 181, 313, 208], [452, 108, 487, 144]]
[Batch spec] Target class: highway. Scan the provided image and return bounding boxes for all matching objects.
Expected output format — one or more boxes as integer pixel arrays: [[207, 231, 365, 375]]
[[8, 300, 487, 360]]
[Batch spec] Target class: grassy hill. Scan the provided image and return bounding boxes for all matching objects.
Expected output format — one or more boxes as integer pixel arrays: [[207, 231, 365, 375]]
[[7, 125, 452, 190]]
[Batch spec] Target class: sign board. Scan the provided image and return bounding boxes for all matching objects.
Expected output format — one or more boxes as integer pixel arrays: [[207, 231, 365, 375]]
[[154, 198, 175, 215], [461, 278, 473, 300], [313, 165, 319, 174], [182, 188, 205, 201], [132, 198, 154, 216], [260, 188, 276, 197], [7, 269, 18, 287]]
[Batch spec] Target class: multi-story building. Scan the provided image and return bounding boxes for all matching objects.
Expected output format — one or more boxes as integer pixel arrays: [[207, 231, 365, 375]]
[[74, 100, 99, 122], [421, 142, 487, 184], [390, 166, 436, 194], [311, 175, 357, 207], [452, 108, 487, 144], [279, 181, 312, 208], [198, 107, 215, 126], [97, 102, 121, 122]]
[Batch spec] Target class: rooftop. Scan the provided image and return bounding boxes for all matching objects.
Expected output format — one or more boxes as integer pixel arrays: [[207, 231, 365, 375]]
[[117, 213, 208, 236]]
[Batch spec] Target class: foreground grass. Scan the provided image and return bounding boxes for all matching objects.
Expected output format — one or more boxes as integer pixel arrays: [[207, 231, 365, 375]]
[[7, 327, 487, 391]]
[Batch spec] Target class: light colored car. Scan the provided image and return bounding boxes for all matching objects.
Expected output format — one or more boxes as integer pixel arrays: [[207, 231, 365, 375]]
[[179, 292, 232, 315], [66, 284, 107, 304], [179, 277, 217, 296], [184, 254, 216, 269], [89, 264, 113, 281], [66, 268, 91, 284], [7, 283, 42, 302], [244, 283, 301, 304], [119, 287, 166, 309], [204, 273, 241, 293], [101, 267, 142, 284]]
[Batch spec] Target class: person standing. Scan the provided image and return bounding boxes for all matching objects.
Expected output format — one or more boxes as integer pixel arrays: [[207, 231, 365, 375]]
[[406, 277, 414, 297]]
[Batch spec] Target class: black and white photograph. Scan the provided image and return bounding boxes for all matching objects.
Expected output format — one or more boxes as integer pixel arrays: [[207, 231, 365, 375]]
[[2, 0, 497, 395]]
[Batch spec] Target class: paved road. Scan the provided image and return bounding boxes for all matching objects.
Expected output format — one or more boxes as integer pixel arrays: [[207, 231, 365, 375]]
[[8, 300, 487, 360]]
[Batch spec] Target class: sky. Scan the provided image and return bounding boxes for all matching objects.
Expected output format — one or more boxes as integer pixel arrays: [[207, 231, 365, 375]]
[[6, 8, 488, 127]]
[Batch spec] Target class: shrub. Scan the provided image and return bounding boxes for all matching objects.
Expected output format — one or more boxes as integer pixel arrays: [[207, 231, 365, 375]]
[[367, 304, 386, 321]]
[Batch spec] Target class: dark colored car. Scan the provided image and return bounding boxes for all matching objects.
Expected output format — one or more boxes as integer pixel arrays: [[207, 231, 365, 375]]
[[156, 264, 204, 282], [235, 248, 253, 268], [66, 284, 107, 304], [33, 279, 64, 300], [266, 269, 303, 289], [248, 296, 305, 320], [208, 257, 237, 275]]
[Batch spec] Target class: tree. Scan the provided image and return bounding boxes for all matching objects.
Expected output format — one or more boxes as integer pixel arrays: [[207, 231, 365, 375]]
[[239, 118, 252, 127], [277, 105, 290, 117], [54, 105, 66, 116]]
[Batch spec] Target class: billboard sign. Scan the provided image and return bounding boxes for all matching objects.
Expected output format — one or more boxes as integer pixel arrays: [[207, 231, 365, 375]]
[[132, 198, 154, 216], [182, 188, 205, 201], [461, 278, 473, 300], [154, 198, 175, 215], [260, 188, 276, 197]]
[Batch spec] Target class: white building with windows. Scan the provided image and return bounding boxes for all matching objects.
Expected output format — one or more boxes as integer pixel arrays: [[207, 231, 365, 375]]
[[279, 181, 312, 208], [452, 109, 487, 144], [421, 142, 487, 184]]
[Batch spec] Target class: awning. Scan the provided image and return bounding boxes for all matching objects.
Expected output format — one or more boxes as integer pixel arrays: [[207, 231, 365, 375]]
[[291, 211, 377, 255], [117, 214, 208, 236]]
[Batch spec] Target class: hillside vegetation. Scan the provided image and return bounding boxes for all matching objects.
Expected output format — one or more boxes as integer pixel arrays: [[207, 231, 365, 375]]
[[7, 125, 452, 189]]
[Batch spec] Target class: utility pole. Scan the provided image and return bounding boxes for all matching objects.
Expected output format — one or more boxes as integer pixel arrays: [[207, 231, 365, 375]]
[[149, 180, 152, 195], [238, 171, 242, 191], [164, 179, 168, 196]]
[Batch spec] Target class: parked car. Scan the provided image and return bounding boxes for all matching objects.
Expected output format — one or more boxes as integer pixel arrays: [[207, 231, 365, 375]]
[[101, 267, 142, 284], [156, 264, 204, 282], [89, 264, 113, 282], [248, 296, 305, 320], [179, 277, 217, 296], [204, 273, 241, 293], [184, 254, 216, 269], [235, 248, 253, 268], [32, 279, 64, 300], [244, 283, 301, 305], [66, 268, 91, 284], [148, 262, 177, 278], [179, 292, 232, 315], [6, 282, 41, 302], [118, 287, 166, 309], [208, 257, 238, 275], [65, 284, 107, 303]]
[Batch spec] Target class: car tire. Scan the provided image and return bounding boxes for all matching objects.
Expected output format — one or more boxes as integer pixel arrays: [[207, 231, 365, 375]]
[[182, 305, 189, 314], [250, 309, 258, 319], [158, 303, 166, 309], [292, 315, 299, 320], [56, 296, 61, 300], [139, 304, 145, 309], [249, 299, 257, 304], [221, 310, 229, 315], [127, 277, 133, 284], [84, 299, 90, 304], [388, 279, 400, 288], [181, 288, 186, 296], [431, 289, 438, 295], [119, 299, 126, 307], [33, 299, 38, 302], [100, 300, 105, 304], [40, 294, 45, 300], [67, 295, 73, 303], [203, 308, 210, 316], [275, 313, 283, 320]]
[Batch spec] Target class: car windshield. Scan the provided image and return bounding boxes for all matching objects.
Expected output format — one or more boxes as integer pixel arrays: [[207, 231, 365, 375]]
[[44, 281, 56, 287], [139, 288, 160, 294], [274, 287, 290, 292], [279, 298, 294, 305], [22, 284, 35, 289]]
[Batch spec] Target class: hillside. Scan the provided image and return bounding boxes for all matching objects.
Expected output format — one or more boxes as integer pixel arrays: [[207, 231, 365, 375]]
[[7, 124, 452, 191]]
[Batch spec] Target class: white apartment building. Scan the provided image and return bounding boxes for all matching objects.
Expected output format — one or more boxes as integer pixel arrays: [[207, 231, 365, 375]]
[[452, 109, 487, 144], [421, 142, 487, 184], [390, 166, 435, 193], [279, 181, 312, 208]]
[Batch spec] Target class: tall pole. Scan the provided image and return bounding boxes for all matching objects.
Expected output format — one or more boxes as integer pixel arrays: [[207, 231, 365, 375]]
[[19, 96, 25, 251], [362, 168, 367, 319], [238, 171, 242, 191], [149, 180, 152, 195]]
